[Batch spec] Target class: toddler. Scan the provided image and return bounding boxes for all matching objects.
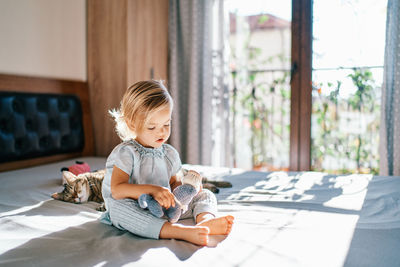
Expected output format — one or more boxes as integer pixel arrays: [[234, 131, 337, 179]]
[[100, 80, 234, 246]]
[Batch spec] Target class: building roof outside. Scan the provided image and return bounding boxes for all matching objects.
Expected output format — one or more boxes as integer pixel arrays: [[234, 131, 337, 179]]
[[230, 13, 291, 33]]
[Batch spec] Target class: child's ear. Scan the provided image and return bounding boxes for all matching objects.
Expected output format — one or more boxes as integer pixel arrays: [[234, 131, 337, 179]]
[[126, 120, 136, 131]]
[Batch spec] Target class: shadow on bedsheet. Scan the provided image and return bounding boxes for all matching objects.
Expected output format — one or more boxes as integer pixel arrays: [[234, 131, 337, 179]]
[[217, 171, 346, 212], [0, 200, 226, 266], [0, 220, 214, 266]]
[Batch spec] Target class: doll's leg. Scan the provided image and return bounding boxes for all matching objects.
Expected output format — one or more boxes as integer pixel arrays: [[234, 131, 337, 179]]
[[180, 189, 218, 219], [108, 198, 166, 239]]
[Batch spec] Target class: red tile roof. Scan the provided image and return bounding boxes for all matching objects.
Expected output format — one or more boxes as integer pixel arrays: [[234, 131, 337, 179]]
[[230, 13, 291, 33]]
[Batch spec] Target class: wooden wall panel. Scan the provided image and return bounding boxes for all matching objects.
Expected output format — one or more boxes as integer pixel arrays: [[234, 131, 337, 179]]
[[88, 0, 168, 156], [127, 0, 168, 85]]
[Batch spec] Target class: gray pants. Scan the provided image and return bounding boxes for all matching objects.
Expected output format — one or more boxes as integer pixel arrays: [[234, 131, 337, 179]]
[[105, 189, 217, 239]]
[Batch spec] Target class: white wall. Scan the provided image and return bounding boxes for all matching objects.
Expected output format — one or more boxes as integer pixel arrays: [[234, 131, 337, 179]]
[[0, 0, 86, 81]]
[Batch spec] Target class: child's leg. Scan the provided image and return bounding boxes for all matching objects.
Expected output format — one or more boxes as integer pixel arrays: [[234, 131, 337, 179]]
[[159, 222, 209, 246], [196, 212, 234, 235], [107, 198, 210, 246], [108, 198, 166, 239], [182, 189, 234, 235]]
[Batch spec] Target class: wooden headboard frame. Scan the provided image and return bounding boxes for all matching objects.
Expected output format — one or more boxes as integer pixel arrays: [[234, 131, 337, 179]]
[[0, 74, 94, 172]]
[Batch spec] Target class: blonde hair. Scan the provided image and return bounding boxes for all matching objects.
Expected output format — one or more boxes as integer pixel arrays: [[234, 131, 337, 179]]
[[110, 80, 173, 141]]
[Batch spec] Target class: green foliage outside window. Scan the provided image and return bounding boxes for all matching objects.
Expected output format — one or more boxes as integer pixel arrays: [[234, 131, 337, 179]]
[[311, 68, 380, 174]]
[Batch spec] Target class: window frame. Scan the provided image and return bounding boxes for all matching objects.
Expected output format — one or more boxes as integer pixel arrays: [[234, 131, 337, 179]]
[[289, 0, 313, 171]]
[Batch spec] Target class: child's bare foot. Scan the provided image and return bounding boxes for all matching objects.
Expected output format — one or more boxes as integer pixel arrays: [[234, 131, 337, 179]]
[[160, 223, 209, 246], [196, 214, 234, 235]]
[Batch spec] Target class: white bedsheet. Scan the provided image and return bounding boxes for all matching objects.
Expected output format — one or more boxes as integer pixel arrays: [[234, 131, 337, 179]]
[[1, 157, 400, 266]]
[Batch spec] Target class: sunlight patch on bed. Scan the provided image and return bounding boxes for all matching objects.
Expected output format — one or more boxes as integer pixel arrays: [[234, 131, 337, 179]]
[[213, 203, 359, 267], [0, 200, 100, 255], [93, 261, 107, 267], [323, 174, 372, 211], [0, 201, 46, 218], [140, 247, 183, 263]]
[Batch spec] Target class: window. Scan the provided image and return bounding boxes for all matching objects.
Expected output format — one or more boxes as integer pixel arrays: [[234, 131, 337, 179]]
[[311, 0, 387, 174], [220, 0, 386, 172], [226, 0, 292, 170]]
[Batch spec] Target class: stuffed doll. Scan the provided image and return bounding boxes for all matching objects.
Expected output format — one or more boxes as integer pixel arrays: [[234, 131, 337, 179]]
[[61, 161, 90, 175], [138, 169, 202, 223]]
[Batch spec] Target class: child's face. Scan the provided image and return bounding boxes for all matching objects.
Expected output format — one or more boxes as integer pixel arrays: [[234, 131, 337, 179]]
[[134, 106, 171, 148]]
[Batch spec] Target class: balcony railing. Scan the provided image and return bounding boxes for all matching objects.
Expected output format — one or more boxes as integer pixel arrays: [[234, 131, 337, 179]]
[[229, 66, 382, 174]]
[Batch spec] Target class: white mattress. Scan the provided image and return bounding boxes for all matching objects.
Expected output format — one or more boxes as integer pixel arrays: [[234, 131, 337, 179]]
[[1, 157, 400, 266]]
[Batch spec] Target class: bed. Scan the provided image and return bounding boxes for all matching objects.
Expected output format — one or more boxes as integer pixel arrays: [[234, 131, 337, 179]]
[[1, 75, 400, 267]]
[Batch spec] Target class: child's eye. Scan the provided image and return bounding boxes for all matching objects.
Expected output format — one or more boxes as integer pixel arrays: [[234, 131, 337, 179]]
[[164, 124, 170, 127], [147, 127, 155, 130]]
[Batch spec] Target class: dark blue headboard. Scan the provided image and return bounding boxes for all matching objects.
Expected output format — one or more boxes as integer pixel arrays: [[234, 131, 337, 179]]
[[0, 74, 94, 171], [0, 92, 85, 163]]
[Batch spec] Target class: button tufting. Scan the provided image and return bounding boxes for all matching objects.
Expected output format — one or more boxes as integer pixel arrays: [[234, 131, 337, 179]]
[[39, 135, 50, 149], [36, 98, 48, 112], [12, 98, 24, 114], [0, 118, 10, 133], [48, 118, 59, 130], [26, 119, 34, 131], [14, 137, 30, 153], [58, 98, 70, 112], [61, 135, 70, 147], [0, 92, 84, 162]]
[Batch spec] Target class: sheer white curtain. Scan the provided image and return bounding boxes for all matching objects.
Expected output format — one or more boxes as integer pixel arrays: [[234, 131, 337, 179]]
[[210, 0, 232, 167], [380, 0, 400, 175], [168, 0, 231, 166]]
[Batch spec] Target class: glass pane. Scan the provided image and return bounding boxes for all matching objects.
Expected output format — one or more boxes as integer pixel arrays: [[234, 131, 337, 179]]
[[312, 0, 387, 174], [227, 0, 291, 170]]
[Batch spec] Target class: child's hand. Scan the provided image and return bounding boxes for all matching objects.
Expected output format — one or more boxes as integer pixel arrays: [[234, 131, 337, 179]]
[[150, 186, 175, 209]]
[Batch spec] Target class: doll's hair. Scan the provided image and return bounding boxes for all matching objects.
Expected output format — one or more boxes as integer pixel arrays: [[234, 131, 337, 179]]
[[109, 80, 173, 141]]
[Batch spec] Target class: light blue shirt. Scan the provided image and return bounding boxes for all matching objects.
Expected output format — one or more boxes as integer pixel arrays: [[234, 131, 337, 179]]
[[102, 139, 182, 201], [100, 140, 181, 225]]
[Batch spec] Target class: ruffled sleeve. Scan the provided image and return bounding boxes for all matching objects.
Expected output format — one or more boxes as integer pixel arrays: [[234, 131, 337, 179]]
[[106, 142, 136, 176]]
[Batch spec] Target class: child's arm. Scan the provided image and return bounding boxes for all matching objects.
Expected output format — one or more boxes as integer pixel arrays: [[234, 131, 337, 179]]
[[170, 175, 182, 191], [111, 166, 176, 208]]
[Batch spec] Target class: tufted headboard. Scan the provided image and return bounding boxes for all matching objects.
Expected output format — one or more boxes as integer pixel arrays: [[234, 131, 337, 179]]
[[0, 74, 94, 171]]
